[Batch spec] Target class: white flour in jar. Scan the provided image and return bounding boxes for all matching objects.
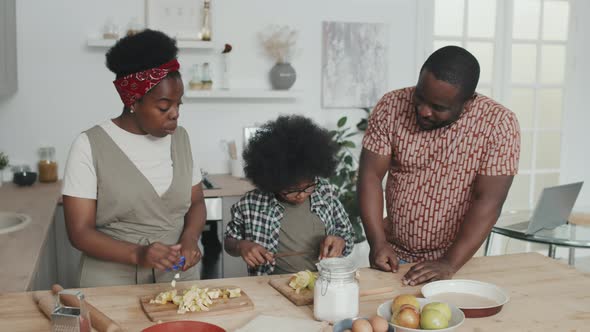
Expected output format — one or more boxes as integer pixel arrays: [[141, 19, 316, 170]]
[[313, 276, 359, 322]]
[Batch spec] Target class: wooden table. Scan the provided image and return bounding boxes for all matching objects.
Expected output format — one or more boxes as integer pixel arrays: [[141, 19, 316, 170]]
[[1, 253, 589, 331]]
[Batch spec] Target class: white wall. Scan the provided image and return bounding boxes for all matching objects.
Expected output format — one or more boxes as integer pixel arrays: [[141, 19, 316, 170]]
[[0, 0, 418, 175], [561, 0, 590, 211]]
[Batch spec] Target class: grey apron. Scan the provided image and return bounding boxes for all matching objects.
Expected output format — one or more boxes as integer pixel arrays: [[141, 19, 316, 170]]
[[79, 125, 199, 287]]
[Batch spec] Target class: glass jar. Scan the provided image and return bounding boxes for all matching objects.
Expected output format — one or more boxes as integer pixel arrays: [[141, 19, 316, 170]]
[[189, 64, 203, 90], [38, 147, 58, 183], [201, 62, 213, 90], [102, 18, 119, 39], [313, 257, 359, 323]]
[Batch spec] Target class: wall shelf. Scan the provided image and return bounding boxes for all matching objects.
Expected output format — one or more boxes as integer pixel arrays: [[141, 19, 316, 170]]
[[86, 37, 216, 50], [184, 89, 302, 100]]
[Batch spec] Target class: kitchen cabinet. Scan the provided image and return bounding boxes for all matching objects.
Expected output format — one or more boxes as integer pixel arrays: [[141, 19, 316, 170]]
[[0, 0, 17, 97]]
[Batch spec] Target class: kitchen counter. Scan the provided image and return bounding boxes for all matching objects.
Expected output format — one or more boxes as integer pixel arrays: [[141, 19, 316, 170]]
[[0, 181, 62, 293], [1, 253, 589, 331], [0, 174, 252, 294], [203, 174, 254, 198]]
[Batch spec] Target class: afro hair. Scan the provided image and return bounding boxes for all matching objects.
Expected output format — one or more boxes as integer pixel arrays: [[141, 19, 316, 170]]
[[243, 115, 339, 193], [106, 29, 178, 78]]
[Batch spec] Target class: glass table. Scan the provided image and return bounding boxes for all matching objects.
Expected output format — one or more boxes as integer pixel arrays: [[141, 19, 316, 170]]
[[484, 210, 590, 266]]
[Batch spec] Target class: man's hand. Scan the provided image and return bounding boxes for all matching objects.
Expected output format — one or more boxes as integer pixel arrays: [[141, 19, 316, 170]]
[[319, 235, 345, 259], [179, 237, 202, 272], [370, 242, 399, 272], [136, 242, 182, 271], [238, 240, 274, 268], [402, 259, 456, 286]]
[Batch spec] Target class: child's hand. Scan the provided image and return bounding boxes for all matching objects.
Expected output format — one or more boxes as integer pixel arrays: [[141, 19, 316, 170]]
[[319, 235, 345, 260], [238, 240, 274, 268]]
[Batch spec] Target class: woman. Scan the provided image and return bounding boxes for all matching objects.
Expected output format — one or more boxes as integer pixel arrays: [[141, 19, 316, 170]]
[[62, 30, 206, 287], [224, 115, 354, 276]]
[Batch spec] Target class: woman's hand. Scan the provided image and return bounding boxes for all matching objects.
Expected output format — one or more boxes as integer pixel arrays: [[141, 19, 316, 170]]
[[136, 242, 182, 271], [238, 240, 274, 268], [319, 235, 345, 259], [179, 237, 202, 272]]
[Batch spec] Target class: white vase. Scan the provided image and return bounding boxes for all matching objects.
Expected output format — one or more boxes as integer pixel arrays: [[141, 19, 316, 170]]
[[220, 53, 231, 90]]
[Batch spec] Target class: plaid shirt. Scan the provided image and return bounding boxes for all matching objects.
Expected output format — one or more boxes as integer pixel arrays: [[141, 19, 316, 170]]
[[224, 178, 354, 276]]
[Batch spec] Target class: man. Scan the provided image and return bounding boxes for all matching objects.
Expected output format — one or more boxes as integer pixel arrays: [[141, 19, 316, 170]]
[[358, 46, 520, 285]]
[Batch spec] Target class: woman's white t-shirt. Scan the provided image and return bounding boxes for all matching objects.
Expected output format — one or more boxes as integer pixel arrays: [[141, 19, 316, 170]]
[[62, 120, 201, 199]]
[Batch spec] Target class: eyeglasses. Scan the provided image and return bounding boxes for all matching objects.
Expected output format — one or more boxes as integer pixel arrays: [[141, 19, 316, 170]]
[[280, 179, 318, 197]]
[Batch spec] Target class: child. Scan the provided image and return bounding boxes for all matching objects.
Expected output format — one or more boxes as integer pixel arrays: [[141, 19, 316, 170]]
[[224, 115, 354, 275]]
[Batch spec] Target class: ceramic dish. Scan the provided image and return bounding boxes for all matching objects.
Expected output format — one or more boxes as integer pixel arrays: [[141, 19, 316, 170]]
[[421, 279, 510, 318], [377, 298, 465, 332], [141, 320, 225, 332]]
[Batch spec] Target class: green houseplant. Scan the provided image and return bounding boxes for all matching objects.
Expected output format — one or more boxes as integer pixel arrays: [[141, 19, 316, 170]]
[[0, 152, 9, 186], [329, 108, 371, 243]]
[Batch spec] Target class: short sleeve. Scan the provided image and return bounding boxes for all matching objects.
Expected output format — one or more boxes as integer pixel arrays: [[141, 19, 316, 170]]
[[478, 112, 521, 176], [62, 133, 98, 199], [362, 93, 395, 156]]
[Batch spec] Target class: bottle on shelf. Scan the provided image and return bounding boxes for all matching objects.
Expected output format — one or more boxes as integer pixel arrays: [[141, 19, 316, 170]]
[[189, 64, 203, 90], [200, 0, 212, 41], [201, 62, 213, 90]]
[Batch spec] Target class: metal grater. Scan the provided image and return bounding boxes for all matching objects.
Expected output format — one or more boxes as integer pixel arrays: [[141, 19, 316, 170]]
[[51, 290, 91, 332]]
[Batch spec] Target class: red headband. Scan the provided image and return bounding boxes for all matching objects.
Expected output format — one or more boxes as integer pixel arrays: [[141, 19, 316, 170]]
[[113, 59, 180, 107]]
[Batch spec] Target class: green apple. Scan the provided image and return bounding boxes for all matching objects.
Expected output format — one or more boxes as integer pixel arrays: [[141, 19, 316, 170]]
[[420, 309, 449, 330], [422, 302, 452, 321]]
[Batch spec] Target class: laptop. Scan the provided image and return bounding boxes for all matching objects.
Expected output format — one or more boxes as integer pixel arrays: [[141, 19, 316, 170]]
[[507, 182, 584, 235]]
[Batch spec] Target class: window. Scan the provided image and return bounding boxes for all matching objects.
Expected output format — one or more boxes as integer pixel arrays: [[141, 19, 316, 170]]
[[426, 0, 571, 211]]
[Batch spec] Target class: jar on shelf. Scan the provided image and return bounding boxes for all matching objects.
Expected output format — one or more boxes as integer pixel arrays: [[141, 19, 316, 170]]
[[189, 64, 203, 90], [201, 62, 213, 90], [126, 17, 143, 37], [102, 18, 119, 39], [313, 257, 359, 323], [38, 146, 58, 183]]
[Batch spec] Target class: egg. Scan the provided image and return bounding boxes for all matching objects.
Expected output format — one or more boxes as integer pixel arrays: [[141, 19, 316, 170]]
[[351, 318, 373, 332], [369, 315, 389, 332]]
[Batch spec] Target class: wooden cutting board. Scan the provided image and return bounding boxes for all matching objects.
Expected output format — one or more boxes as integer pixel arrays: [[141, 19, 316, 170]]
[[268, 277, 314, 306], [269, 268, 401, 306], [140, 285, 254, 322]]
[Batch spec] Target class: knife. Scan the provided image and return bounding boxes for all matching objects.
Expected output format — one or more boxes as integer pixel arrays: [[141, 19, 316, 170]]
[[274, 251, 314, 259]]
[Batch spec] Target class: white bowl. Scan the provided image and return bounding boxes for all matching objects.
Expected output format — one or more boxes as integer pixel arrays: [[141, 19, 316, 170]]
[[377, 298, 465, 332]]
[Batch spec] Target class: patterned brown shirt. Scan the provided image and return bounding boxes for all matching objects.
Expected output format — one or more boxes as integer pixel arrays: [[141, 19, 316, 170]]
[[362, 87, 520, 262]]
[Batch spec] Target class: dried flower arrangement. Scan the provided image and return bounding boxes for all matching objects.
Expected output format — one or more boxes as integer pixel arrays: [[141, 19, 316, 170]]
[[259, 25, 298, 64]]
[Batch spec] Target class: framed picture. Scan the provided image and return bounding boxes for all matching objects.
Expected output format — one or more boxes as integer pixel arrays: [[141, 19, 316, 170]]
[[145, 0, 202, 40], [322, 21, 389, 108]]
